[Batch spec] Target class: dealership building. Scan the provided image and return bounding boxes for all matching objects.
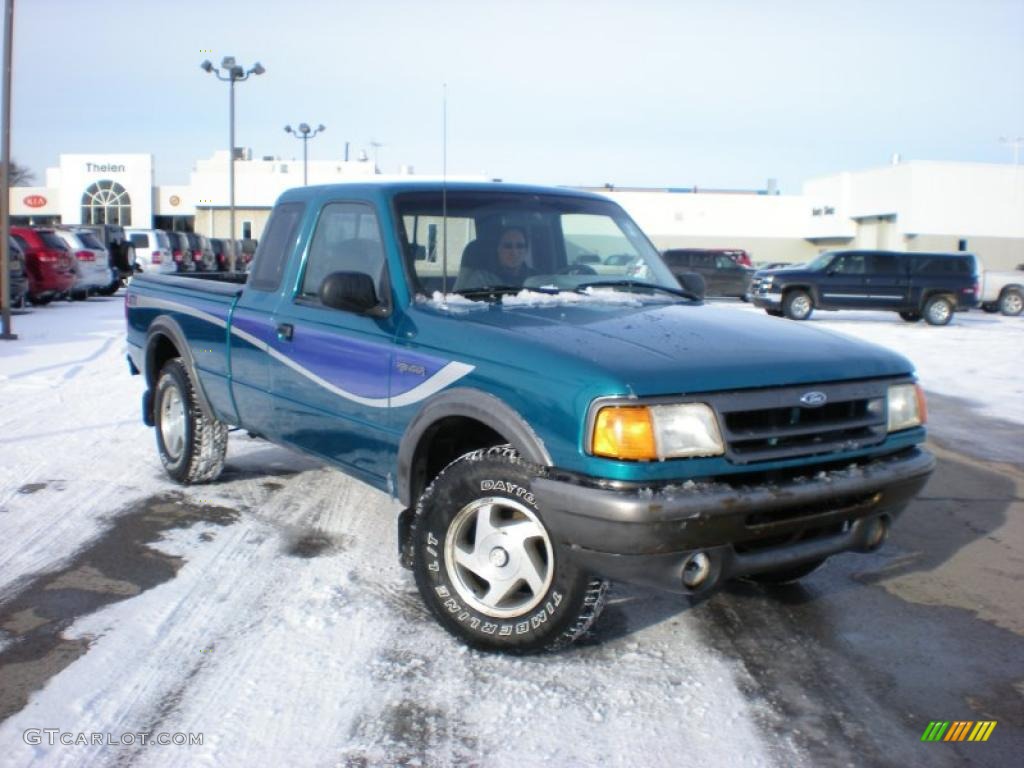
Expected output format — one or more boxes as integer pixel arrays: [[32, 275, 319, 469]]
[[9, 152, 1024, 270]]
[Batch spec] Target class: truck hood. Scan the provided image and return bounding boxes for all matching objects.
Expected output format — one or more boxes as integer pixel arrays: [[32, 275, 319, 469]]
[[427, 299, 914, 395]]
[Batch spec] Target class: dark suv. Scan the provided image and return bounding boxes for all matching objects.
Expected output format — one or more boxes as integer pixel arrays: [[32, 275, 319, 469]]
[[662, 249, 755, 299], [79, 224, 136, 284], [751, 250, 979, 325]]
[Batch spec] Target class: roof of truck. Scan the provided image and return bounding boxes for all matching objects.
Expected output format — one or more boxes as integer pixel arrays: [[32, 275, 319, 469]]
[[276, 180, 611, 204]]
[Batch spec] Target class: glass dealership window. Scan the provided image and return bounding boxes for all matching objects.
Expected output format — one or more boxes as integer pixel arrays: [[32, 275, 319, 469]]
[[81, 180, 132, 226]]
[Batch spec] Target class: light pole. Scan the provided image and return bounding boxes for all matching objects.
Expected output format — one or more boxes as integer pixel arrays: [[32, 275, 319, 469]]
[[1, 0, 16, 340], [201, 56, 265, 250], [284, 123, 325, 186], [1000, 136, 1023, 165]]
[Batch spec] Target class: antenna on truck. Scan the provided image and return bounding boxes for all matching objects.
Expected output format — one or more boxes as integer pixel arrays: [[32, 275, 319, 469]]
[[441, 82, 449, 303]]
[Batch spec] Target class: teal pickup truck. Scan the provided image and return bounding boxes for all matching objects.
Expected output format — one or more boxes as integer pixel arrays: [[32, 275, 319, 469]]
[[126, 182, 935, 652]]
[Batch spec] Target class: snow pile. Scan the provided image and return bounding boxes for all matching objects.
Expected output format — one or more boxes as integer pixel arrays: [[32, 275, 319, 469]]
[[419, 286, 646, 312]]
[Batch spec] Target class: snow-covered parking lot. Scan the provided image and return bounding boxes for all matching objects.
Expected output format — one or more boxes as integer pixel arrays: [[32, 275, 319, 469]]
[[0, 296, 1021, 767]]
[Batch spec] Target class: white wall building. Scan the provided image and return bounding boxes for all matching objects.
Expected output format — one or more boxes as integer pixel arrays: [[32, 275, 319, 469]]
[[10, 154, 1024, 270]]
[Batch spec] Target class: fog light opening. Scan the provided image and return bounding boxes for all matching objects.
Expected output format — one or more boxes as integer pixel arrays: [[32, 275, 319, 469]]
[[681, 552, 712, 589], [865, 515, 890, 551]]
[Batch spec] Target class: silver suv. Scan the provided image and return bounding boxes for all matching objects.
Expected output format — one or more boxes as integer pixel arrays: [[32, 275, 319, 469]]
[[126, 228, 176, 274]]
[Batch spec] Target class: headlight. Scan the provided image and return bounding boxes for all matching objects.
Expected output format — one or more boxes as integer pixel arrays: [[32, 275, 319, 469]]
[[887, 383, 927, 432], [591, 404, 725, 460]]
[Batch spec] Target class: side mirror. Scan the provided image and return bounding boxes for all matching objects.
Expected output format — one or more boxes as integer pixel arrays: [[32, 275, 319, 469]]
[[676, 271, 705, 300], [319, 271, 388, 316]]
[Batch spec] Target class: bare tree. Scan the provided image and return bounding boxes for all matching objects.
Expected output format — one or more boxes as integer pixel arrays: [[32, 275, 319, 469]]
[[7, 160, 35, 186]]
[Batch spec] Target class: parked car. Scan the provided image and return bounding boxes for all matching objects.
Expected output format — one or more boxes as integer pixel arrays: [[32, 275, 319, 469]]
[[196, 235, 217, 271], [165, 231, 194, 272], [977, 268, 1023, 316], [126, 228, 176, 274], [751, 250, 979, 325], [239, 239, 256, 271], [662, 248, 755, 299], [9, 226, 77, 305], [78, 224, 136, 284], [182, 232, 205, 271], [209, 238, 235, 272], [53, 228, 114, 298], [69, 228, 120, 295], [7, 236, 29, 308], [126, 181, 935, 653]]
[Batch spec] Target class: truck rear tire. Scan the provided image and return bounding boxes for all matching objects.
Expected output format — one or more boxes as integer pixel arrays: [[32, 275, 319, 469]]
[[783, 289, 813, 320], [411, 445, 607, 653], [923, 295, 954, 326], [999, 289, 1023, 316], [154, 359, 228, 484]]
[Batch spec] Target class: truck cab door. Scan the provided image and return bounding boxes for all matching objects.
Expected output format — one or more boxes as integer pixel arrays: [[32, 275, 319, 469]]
[[230, 201, 306, 437], [268, 201, 398, 486], [821, 252, 868, 308]]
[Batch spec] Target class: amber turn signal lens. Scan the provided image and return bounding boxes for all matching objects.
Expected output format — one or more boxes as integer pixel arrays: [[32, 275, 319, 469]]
[[915, 383, 928, 425], [592, 406, 657, 460]]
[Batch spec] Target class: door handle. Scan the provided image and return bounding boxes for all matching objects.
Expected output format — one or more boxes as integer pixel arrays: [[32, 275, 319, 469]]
[[276, 323, 294, 341]]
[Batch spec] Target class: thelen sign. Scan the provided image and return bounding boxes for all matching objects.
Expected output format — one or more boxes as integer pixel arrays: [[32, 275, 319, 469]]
[[23, 195, 47, 208]]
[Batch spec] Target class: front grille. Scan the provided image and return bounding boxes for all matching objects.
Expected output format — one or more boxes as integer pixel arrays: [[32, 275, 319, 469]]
[[704, 380, 891, 464]]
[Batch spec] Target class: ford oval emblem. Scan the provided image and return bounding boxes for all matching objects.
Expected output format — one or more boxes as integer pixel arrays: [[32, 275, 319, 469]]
[[800, 391, 828, 407]]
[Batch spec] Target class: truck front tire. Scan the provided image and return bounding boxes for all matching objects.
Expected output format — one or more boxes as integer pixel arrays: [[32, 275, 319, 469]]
[[411, 446, 607, 653], [783, 289, 813, 320], [154, 359, 228, 484]]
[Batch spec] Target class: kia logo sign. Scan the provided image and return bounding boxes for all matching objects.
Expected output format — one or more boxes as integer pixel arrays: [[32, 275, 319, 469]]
[[799, 391, 828, 407], [23, 195, 47, 208]]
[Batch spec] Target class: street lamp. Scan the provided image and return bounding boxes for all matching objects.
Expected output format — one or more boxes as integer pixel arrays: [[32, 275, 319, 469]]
[[284, 123, 326, 185], [200, 55, 265, 251], [999, 136, 1023, 165]]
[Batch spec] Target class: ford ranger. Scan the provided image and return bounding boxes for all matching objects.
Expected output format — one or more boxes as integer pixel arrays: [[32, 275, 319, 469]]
[[125, 182, 935, 653]]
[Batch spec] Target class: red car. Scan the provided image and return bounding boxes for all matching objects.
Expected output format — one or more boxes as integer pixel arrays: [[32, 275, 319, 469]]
[[10, 226, 77, 305], [721, 248, 753, 267]]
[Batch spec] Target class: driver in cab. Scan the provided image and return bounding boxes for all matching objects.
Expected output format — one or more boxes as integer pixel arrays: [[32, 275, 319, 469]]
[[455, 226, 537, 291]]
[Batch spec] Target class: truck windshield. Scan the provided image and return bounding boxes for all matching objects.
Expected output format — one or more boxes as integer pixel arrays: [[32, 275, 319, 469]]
[[806, 251, 836, 271], [394, 191, 680, 297]]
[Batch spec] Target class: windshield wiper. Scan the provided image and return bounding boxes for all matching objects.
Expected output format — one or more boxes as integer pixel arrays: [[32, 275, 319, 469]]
[[575, 279, 702, 302], [457, 284, 562, 299]]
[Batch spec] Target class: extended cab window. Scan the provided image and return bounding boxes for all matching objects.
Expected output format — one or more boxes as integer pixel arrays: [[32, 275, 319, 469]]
[[300, 202, 386, 303], [869, 253, 901, 274], [249, 202, 305, 292]]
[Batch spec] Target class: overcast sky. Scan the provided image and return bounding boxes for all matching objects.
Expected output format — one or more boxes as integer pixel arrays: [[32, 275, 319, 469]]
[[5, 0, 1024, 192]]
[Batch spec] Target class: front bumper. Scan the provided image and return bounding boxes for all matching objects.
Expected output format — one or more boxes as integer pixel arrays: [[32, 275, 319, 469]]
[[533, 447, 935, 593], [751, 290, 782, 309]]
